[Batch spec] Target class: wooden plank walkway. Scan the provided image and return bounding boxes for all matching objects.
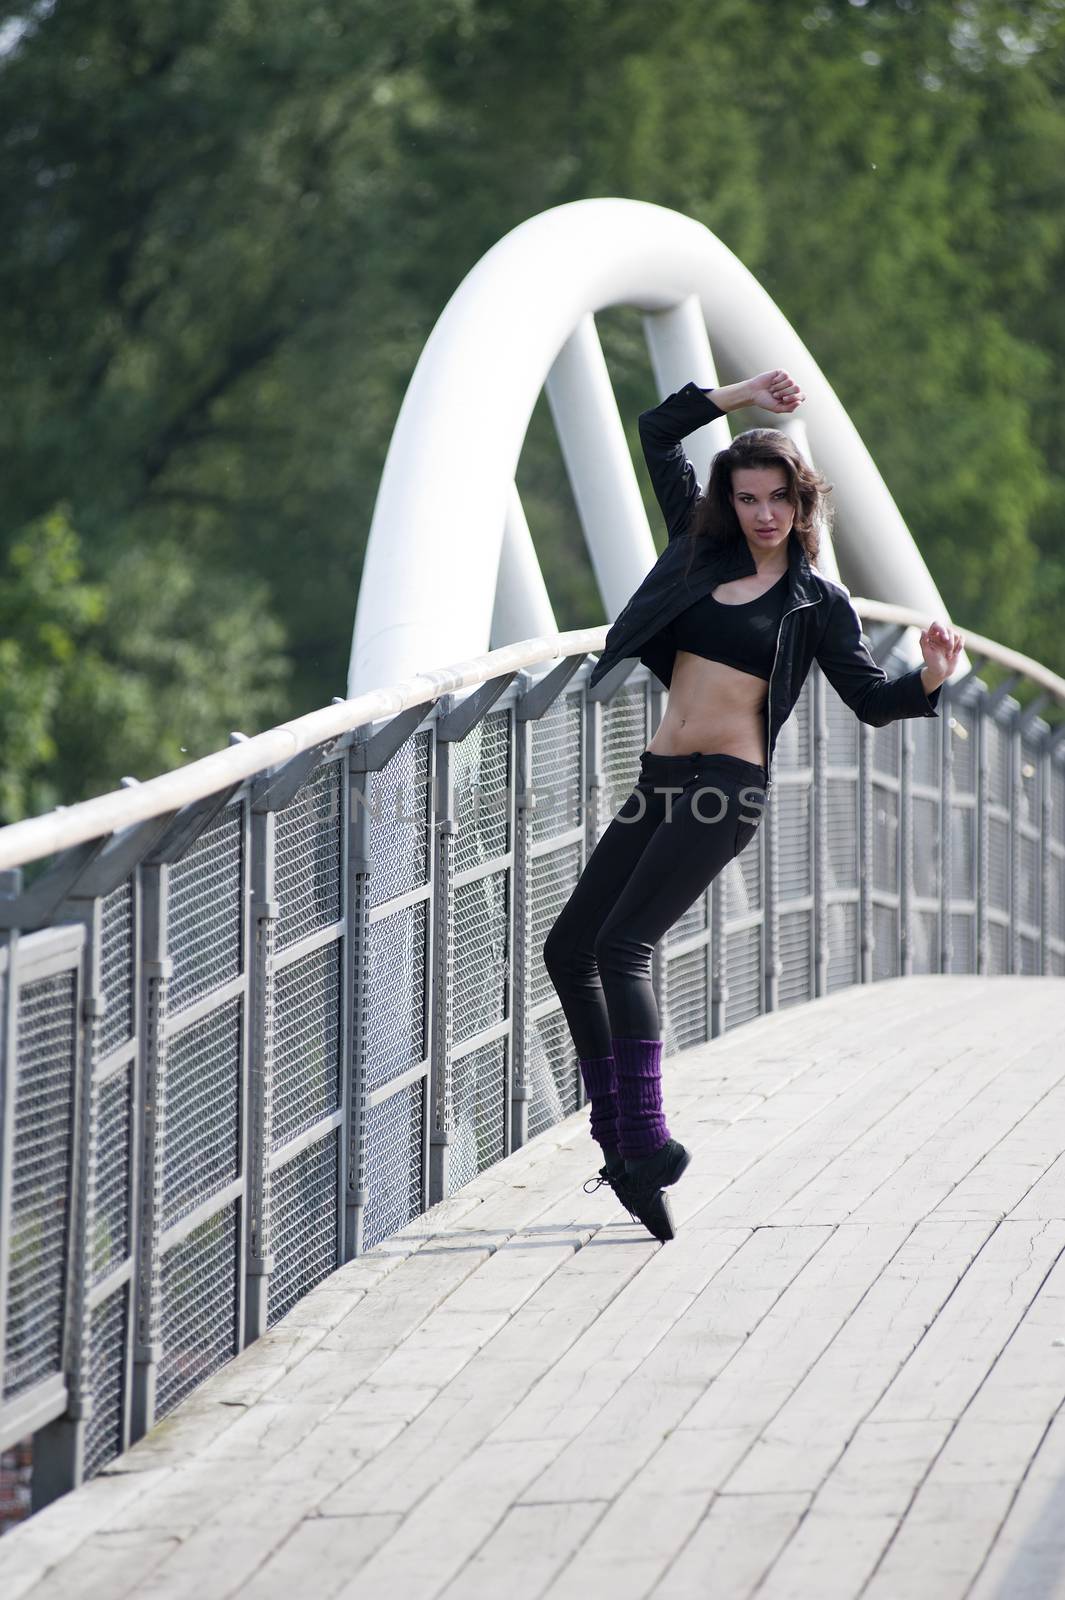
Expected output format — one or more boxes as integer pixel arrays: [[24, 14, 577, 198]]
[[3, 975, 1065, 1600]]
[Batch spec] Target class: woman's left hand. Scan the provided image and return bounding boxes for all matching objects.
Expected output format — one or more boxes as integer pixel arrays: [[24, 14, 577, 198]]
[[920, 621, 964, 682]]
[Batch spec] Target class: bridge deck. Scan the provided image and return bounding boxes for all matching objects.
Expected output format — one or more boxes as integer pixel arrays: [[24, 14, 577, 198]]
[[3, 975, 1065, 1600]]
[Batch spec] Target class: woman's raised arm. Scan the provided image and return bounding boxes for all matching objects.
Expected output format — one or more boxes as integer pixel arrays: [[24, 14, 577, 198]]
[[638, 370, 804, 542], [638, 382, 726, 542]]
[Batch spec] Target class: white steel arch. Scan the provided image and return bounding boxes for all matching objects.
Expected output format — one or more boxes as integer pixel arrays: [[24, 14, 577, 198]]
[[348, 197, 963, 697]]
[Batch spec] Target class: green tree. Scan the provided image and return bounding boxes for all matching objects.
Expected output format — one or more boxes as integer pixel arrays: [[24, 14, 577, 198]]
[[0, 506, 289, 821], [3, 0, 1064, 820]]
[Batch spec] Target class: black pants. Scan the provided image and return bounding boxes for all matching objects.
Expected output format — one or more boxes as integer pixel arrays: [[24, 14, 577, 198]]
[[542, 748, 768, 1059]]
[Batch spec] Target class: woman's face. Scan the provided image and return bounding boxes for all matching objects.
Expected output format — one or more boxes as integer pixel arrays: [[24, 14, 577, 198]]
[[730, 465, 794, 555]]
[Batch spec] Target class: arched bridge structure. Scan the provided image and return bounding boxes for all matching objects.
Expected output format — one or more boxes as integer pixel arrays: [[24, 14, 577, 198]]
[[348, 197, 969, 695], [1, 201, 1064, 1596]]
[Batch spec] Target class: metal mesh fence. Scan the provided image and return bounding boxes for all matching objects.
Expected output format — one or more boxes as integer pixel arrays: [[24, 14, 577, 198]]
[[779, 782, 813, 902], [911, 908, 939, 976], [825, 780, 860, 891], [83, 1289, 126, 1480], [667, 889, 708, 949], [779, 910, 814, 1008], [99, 881, 134, 1060], [714, 702, 771, 1029], [1020, 731, 1041, 822], [987, 717, 1010, 806], [519, 688, 587, 1142], [871, 720, 901, 980], [912, 708, 941, 789], [1052, 761, 1065, 848], [825, 690, 860, 896], [597, 682, 648, 835], [873, 717, 900, 778], [453, 870, 509, 1043], [526, 1006, 580, 1140], [530, 691, 583, 844], [989, 813, 1009, 914], [449, 1038, 507, 1190], [778, 681, 812, 769], [454, 711, 511, 875], [368, 731, 433, 908], [167, 806, 244, 1015], [2, 652, 1065, 1508], [949, 701, 980, 974], [912, 795, 940, 899], [527, 845, 581, 1011], [275, 761, 344, 950], [911, 712, 943, 976], [989, 919, 1009, 974], [362, 1081, 424, 1254], [271, 943, 342, 1150], [951, 806, 976, 906], [952, 911, 976, 975], [156, 1204, 239, 1419], [1050, 761, 1065, 968], [162, 998, 242, 1231], [875, 902, 901, 980], [365, 901, 428, 1091], [664, 945, 709, 1054], [4, 971, 77, 1400], [827, 901, 860, 992], [952, 699, 979, 790], [91, 1067, 132, 1285], [724, 920, 763, 1027], [777, 689, 815, 1010], [1019, 830, 1040, 929], [267, 1136, 340, 1327]]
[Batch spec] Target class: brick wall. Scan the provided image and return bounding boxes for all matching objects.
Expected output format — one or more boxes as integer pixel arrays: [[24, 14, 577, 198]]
[[0, 1439, 33, 1536]]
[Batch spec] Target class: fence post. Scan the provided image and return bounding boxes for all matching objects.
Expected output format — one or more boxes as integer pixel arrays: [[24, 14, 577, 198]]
[[764, 782, 780, 1013], [244, 806, 276, 1342], [900, 719, 914, 977], [0, 873, 18, 1403], [344, 741, 372, 1259], [1041, 735, 1053, 974], [710, 841, 727, 1037], [29, 912, 96, 1506], [1008, 710, 1019, 973], [511, 673, 535, 1155], [940, 685, 954, 972], [577, 689, 604, 1110], [130, 865, 167, 1441], [859, 723, 874, 984], [428, 725, 456, 1206], [976, 696, 990, 974], [813, 670, 828, 997]]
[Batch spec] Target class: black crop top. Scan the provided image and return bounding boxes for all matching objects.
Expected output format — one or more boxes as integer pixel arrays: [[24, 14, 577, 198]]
[[665, 570, 789, 681]]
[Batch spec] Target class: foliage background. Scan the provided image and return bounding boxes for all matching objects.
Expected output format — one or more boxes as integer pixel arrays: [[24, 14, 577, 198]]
[[2, 0, 1064, 818]]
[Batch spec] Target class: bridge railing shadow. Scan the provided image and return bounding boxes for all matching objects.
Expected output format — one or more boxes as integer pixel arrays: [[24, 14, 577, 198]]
[[0, 617, 1062, 1515]]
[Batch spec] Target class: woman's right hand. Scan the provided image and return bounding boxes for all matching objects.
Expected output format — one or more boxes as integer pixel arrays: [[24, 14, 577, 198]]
[[743, 369, 805, 413]]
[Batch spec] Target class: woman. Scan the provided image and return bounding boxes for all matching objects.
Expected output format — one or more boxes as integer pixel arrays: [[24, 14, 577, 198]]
[[542, 367, 964, 1243]]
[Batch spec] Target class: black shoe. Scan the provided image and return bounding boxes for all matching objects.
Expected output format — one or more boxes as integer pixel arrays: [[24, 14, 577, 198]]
[[584, 1160, 672, 1241], [582, 1155, 650, 1229], [610, 1170, 677, 1243], [582, 1153, 626, 1197], [624, 1138, 691, 1193]]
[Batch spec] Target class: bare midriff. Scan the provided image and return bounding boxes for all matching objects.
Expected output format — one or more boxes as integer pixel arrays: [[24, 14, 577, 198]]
[[644, 572, 784, 765]]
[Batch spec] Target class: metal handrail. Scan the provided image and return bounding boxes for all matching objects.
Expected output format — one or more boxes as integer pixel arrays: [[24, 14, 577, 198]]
[[855, 599, 1065, 705], [1, 605, 1061, 872], [0, 601, 1061, 1509]]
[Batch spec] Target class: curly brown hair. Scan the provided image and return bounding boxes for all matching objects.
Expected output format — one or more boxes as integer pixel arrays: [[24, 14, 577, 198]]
[[681, 428, 834, 585]]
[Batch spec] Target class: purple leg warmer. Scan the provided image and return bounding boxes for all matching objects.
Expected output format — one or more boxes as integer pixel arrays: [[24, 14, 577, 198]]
[[612, 1035, 671, 1161], [579, 1054, 618, 1149]]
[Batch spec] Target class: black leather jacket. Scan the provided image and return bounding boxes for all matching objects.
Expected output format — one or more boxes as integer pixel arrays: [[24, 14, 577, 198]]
[[588, 381, 942, 797]]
